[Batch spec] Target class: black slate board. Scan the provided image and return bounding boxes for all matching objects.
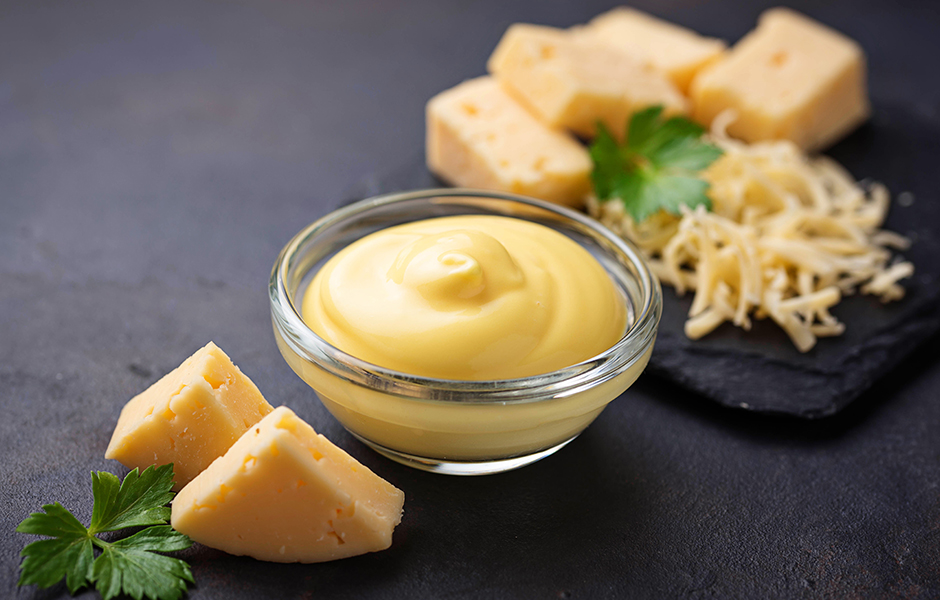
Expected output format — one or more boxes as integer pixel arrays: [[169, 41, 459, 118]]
[[343, 105, 940, 418]]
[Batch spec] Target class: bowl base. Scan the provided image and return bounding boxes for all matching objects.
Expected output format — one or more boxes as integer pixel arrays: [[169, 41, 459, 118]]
[[348, 432, 579, 476]]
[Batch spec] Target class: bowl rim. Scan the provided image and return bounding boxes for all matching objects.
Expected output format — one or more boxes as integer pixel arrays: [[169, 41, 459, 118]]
[[269, 188, 662, 404]]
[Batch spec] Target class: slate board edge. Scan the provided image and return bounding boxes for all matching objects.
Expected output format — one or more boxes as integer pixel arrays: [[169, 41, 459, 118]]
[[649, 299, 940, 418]]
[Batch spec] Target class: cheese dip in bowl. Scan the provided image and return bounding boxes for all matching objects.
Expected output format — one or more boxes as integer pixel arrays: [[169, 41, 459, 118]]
[[270, 189, 661, 475]]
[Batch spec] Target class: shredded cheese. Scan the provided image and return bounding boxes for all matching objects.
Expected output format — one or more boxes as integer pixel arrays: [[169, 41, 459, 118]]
[[588, 111, 914, 352]]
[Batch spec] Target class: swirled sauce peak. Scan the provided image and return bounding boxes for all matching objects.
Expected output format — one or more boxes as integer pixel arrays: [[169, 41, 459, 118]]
[[389, 229, 523, 312], [302, 215, 626, 380]]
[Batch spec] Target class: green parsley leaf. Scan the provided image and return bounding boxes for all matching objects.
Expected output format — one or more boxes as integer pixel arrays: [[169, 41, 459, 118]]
[[17, 503, 94, 594], [590, 105, 724, 223], [16, 465, 194, 600], [90, 465, 174, 533], [93, 527, 194, 600], [588, 121, 626, 201]]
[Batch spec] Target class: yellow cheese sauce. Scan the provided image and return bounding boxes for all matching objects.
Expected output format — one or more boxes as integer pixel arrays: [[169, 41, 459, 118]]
[[301, 215, 627, 380]]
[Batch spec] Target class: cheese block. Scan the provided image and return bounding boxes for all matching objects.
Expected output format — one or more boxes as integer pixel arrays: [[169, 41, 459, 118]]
[[576, 7, 726, 93], [105, 342, 274, 490], [486, 23, 687, 140], [426, 76, 591, 207], [690, 8, 870, 151], [171, 406, 405, 563]]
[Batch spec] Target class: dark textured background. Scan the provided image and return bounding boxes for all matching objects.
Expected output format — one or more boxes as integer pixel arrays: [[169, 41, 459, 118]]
[[2, 1, 939, 598]]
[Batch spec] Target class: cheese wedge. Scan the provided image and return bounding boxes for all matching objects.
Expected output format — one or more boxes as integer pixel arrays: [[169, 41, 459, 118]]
[[690, 8, 870, 150], [171, 406, 405, 563], [575, 7, 726, 93], [487, 23, 687, 139], [105, 342, 274, 490], [426, 76, 591, 207]]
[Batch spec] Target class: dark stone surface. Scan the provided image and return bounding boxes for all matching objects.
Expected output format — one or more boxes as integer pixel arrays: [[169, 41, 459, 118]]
[[2, 1, 939, 599]]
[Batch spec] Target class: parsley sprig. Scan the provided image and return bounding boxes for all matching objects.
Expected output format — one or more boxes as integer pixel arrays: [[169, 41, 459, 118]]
[[17, 464, 194, 600], [590, 105, 724, 223]]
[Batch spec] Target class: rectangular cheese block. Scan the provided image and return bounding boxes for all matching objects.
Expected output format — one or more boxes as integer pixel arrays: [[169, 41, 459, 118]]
[[426, 76, 592, 207], [171, 406, 405, 563], [487, 23, 688, 140], [105, 342, 274, 490], [690, 8, 870, 151], [576, 7, 726, 93]]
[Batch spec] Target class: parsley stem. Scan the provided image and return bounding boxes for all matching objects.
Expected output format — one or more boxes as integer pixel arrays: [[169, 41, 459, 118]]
[[91, 536, 111, 550]]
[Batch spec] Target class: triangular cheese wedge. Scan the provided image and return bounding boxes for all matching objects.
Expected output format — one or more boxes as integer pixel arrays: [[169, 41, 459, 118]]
[[106, 342, 274, 490], [171, 406, 405, 563]]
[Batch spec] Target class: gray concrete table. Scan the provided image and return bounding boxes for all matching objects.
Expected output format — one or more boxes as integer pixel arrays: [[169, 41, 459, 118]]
[[2, 1, 939, 598]]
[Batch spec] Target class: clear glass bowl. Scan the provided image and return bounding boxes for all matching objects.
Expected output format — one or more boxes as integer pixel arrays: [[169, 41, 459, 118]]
[[269, 189, 661, 475]]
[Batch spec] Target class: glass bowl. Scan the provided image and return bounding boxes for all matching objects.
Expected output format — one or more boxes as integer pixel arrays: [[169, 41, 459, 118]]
[[269, 189, 661, 475]]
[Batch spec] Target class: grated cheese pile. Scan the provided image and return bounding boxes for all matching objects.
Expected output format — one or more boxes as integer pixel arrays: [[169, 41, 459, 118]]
[[587, 112, 914, 352]]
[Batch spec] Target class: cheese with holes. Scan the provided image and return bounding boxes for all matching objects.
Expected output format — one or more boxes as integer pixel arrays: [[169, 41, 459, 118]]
[[426, 76, 591, 207], [575, 7, 726, 93], [105, 342, 274, 490], [171, 406, 405, 563], [690, 8, 870, 150], [486, 23, 687, 139]]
